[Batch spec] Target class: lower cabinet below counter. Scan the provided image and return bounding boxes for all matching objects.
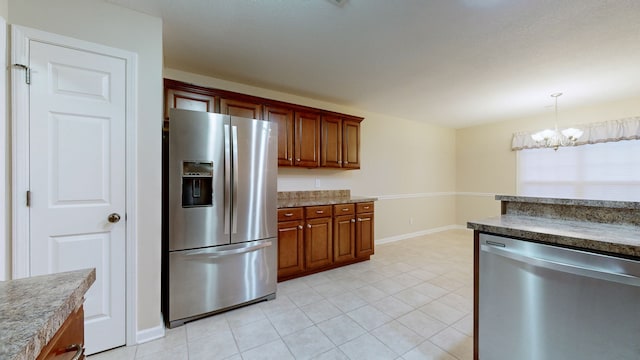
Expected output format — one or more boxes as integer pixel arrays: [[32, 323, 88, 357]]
[[277, 202, 374, 282], [37, 306, 85, 360]]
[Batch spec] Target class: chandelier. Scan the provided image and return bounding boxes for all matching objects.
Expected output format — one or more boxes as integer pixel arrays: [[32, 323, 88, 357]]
[[531, 93, 583, 150]]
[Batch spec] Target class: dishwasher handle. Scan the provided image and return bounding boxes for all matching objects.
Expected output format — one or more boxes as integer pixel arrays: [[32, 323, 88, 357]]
[[481, 243, 640, 287]]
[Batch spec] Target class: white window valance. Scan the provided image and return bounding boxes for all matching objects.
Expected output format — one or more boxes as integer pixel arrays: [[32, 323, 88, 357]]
[[511, 116, 640, 151]]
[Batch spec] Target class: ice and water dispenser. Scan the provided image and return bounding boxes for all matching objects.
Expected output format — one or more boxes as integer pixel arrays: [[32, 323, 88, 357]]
[[181, 161, 213, 207]]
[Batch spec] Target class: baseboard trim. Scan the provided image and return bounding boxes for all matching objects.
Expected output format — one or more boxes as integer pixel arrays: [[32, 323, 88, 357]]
[[136, 323, 165, 344], [375, 224, 467, 245]]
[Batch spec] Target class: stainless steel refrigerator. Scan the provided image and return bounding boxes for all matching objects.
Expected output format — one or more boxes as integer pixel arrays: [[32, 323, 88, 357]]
[[162, 108, 277, 328]]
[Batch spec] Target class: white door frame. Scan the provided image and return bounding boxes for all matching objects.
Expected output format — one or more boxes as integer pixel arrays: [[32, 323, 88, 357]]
[[11, 25, 138, 346], [0, 16, 7, 282]]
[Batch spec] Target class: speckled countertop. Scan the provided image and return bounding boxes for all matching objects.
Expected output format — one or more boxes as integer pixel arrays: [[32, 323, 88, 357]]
[[468, 215, 640, 258], [468, 195, 640, 258], [277, 190, 377, 208], [0, 269, 96, 360]]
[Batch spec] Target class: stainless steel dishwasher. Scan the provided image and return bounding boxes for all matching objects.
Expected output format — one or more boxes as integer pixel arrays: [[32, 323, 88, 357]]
[[479, 233, 640, 360]]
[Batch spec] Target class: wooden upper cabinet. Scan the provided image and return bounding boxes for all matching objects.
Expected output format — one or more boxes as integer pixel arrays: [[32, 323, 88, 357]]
[[342, 119, 361, 169], [295, 112, 321, 168], [320, 116, 361, 169], [163, 79, 363, 169], [265, 106, 294, 166], [221, 98, 263, 119], [165, 88, 218, 129], [321, 116, 343, 168]]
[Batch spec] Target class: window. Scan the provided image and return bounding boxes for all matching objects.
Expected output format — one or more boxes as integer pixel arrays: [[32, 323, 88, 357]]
[[517, 140, 640, 201]]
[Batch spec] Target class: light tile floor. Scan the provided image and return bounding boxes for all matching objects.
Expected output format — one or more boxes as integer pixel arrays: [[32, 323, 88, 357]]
[[89, 229, 474, 360]]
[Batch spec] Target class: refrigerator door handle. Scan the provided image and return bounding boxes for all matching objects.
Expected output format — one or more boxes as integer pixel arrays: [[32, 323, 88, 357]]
[[224, 124, 231, 235], [232, 125, 239, 234], [185, 241, 273, 259]]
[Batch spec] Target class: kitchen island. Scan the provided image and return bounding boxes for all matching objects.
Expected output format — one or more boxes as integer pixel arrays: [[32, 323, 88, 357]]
[[468, 195, 640, 360], [0, 269, 95, 360]]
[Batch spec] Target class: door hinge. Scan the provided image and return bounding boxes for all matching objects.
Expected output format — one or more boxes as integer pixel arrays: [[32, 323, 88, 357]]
[[13, 64, 31, 85], [26, 190, 31, 207]]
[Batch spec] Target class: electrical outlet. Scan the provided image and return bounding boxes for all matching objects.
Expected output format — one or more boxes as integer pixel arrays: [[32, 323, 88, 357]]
[[315, 178, 321, 188], [410, 217, 414, 225]]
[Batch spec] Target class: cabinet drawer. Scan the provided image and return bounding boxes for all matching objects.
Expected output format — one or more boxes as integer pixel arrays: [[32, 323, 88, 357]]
[[305, 205, 332, 219], [356, 202, 374, 213], [333, 203, 355, 216], [278, 208, 303, 222]]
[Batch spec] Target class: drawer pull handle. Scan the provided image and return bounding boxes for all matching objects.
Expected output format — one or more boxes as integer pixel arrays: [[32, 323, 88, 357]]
[[342, 208, 349, 211], [66, 344, 84, 360], [284, 213, 294, 217], [316, 210, 324, 214], [363, 206, 370, 209], [358, 217, 371, 222]]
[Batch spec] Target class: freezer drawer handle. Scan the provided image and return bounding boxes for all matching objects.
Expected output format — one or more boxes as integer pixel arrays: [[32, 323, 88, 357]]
[[186, 241, 273, 259]]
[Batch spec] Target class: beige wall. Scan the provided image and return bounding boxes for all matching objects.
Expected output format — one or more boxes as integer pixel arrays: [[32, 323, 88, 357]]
[[7, 0, 163, 332], [456, 95, 640, 226], [164, 69, 458, 241]]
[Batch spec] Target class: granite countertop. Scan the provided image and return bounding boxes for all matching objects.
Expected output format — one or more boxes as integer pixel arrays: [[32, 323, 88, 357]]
[[278, 195, 377, 208], [277, 190, 377, 208], [0, 269, 96, 360], [468, 215, 640, 258], [495, 195, 640, 210]]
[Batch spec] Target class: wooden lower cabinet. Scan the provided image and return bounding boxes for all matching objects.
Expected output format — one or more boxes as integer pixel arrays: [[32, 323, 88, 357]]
[[305, 217, 333, 270], [277, 219, 304, 278], [333, 204, 356, 263], [356, 202, 375, 258], [37, 306, 84, 360], [277, 202, 374, 282]]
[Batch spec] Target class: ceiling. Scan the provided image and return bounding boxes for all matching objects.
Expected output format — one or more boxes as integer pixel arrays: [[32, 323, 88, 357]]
[[107, 0, 640, 128]]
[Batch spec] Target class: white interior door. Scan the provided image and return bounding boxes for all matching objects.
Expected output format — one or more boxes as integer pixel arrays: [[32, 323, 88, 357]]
[[28, 39, 127, 354]]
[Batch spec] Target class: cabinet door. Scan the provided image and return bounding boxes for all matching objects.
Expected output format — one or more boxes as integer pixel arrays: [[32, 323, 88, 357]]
[[277, 220, 304, 279], [221, 98, 263, 119], [334, 214, 355, 263], [342, 119, 361, 169], [165, 88, 218, 128], [265, 106, 294, 166], [294, 112, 321, 168], [321, 116, 342, 168], [356, 212, 374, 258], [305, 217, 332, 269]]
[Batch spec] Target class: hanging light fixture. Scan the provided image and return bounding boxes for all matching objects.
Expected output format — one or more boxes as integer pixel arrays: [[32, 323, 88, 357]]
[[531, 93, 583, 150]]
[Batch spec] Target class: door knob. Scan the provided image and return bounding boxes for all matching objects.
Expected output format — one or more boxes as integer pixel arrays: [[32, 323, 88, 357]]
[[108, 213, 121, 223]]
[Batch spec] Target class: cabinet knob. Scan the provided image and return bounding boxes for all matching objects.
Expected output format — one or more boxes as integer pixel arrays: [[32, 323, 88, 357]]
[[345, 161, 349, 164], [298, 225, 303, 230], [296, 158, 301, 162], [289, 157, 292, 161], [351, 219, 356, 223], [307, 224, 312, 228]]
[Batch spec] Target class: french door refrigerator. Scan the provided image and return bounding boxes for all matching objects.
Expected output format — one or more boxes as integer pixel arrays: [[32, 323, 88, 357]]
[[162, 108, 277, 328]]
